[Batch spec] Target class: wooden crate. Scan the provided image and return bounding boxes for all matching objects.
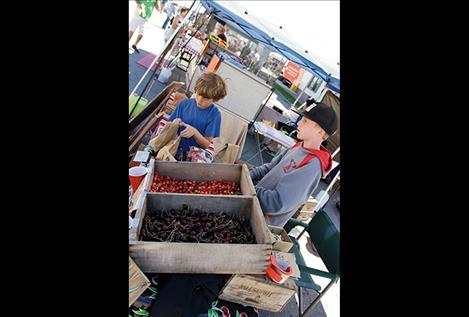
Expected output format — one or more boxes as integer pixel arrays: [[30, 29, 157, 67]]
[[302, 198, 318, 211], [129, 257, 151, 307], [219, 274, 297, 312], [144, 159, 256, 196], [129, 193, 272, 274], [295, 198, 318, 221], [296, 210, 314, 222], [268, 225, 293, 252]]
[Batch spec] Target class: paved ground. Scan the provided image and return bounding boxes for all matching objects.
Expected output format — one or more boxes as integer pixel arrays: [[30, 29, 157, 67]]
[[129, 4, 340, 316]]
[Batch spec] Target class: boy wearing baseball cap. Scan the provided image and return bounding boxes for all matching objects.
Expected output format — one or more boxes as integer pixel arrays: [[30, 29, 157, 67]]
[[250, 99, 338, 227]]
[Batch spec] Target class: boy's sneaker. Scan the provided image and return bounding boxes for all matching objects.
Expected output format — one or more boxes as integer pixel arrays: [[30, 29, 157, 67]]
[[132, 44, 140, 54]]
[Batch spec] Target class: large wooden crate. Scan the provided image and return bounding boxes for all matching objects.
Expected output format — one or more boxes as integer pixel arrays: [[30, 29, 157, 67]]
[[129, 193, 272, 274], [219, 274, 297, 312], [144, 159, 256, 196]]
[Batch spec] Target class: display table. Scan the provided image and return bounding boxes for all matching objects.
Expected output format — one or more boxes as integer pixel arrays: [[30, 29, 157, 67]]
[[246, 121, 296, 164], [176, 37, 204, 55]]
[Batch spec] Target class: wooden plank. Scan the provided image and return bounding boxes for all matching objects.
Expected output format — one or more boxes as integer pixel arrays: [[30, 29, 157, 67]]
[[296, 211, 314, 222], [295, 198, 318, 221], [129, 242, 271, 274], [129, 194, 147, 242], [148, 161, 256, 196], [142, 160, 154, 194], [129, 115, 151, 145], [250, 197, 274, 244], [219, 274, 296, 312], [302, 198, 318, 212], [129, 112, 164, 155], [129, 257, 151, 307], [155, 161, 240, 182], [268, 225, 293, 252], [240, 164, 256, 196], [144, 193, 252, 220], [129, 81, 183, 131]]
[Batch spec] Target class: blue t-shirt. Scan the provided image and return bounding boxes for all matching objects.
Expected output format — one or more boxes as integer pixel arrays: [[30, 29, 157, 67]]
[[169, 98, 222, 156]]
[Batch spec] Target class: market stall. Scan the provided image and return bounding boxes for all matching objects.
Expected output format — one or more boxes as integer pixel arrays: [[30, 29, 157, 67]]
[[128, 2, 340, 315], [127, 105, 331, 316]]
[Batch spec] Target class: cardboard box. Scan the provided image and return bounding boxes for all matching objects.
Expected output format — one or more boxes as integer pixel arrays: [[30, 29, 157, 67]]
[[268, 225, 293, 252]]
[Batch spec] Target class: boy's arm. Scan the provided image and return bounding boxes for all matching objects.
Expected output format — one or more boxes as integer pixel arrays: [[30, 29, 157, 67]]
[[193, 134, 212, 149], [250, 148, 289, 182], [194, 131, 213, 150], [169, 100, 213, 148], [179, 111, 220, 149], [179, 124, 212, 149], [255, 160, 322, 215], [179, 124, 213, 149]]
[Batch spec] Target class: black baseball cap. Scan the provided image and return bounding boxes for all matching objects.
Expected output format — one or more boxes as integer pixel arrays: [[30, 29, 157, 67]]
[[292, 99, 338, 136]]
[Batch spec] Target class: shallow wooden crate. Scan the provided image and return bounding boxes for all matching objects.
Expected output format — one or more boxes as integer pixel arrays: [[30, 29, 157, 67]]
[[219, 274, 297, 312], [268, 225, 294, 252], [294, 198, 318, 221], [144, 159, 256, 196], [129, 193, 272, 274]]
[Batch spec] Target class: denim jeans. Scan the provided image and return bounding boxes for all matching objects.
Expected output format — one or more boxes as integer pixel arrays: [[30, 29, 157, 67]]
[[162, 16, 171, 29]]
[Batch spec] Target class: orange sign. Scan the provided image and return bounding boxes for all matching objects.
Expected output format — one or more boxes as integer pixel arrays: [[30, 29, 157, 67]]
[[283, 61, 304, 86]]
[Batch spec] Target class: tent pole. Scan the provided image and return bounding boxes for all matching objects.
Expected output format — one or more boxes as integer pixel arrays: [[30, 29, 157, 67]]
[[249, 86, 275, 129], [294, 75, 314, 107], [332, 146, 340, 159], [314, 170, 340, 212]]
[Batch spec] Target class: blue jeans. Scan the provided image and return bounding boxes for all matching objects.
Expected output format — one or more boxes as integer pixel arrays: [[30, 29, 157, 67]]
[[162, 16, 171, 29]]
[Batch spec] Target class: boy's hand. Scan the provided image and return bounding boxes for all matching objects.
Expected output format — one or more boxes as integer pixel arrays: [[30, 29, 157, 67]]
[[180, 123, 197, 138], [172, 118, 183, 125]]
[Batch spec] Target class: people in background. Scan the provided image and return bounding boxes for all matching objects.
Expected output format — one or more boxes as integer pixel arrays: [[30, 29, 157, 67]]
[[129, 0, 160, 54], [240, 43, 252, 64], [164, 6, 189, 42], [162, 1, 178, 29], [213, 22, 227, 42]]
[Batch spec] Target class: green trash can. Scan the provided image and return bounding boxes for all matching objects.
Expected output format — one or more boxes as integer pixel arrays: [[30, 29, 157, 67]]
[[129, 93, 148, 118]]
